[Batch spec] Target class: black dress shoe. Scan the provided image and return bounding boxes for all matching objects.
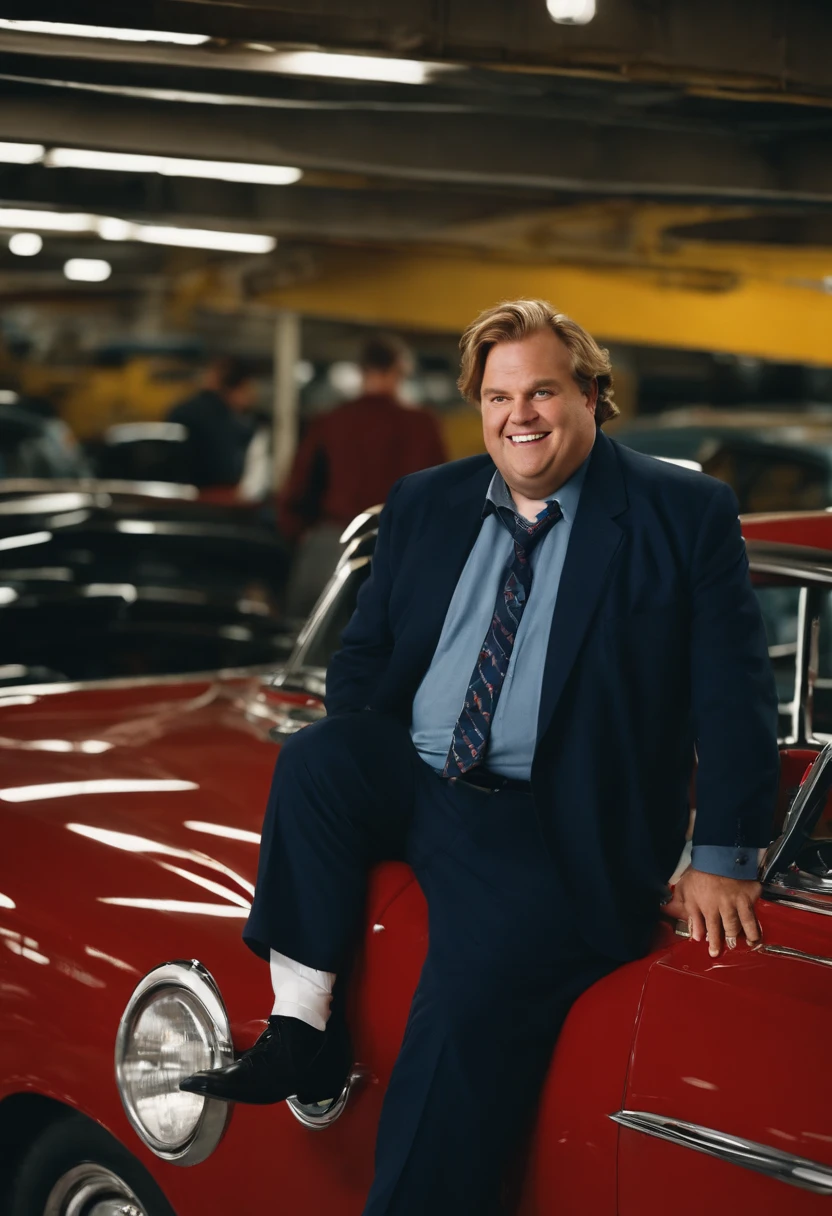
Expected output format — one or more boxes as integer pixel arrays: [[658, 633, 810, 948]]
[[179, 1014, 351, 1106]]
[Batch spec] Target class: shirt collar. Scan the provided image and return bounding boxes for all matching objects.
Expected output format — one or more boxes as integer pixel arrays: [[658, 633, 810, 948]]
[[483, 442, 593, 526]]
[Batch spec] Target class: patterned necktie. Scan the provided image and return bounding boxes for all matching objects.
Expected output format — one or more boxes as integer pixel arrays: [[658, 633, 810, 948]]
[[443, 499, 563, 777]]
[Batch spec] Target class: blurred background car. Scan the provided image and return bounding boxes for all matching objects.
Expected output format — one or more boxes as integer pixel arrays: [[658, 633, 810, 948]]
[[612, 408, 832, 513], [0, 398, 90, 480], [0, 484, 294, 686]]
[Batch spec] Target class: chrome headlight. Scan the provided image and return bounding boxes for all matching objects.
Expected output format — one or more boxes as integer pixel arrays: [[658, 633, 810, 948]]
[[115, 960, 233, 1165]]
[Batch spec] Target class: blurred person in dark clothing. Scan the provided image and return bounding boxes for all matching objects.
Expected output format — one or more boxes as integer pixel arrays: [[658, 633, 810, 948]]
[[168, 357, 257, 488], [280, 335, 446, 615]]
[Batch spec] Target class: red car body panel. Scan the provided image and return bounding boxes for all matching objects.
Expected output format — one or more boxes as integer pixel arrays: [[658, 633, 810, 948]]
[[619, 909, 832, 1216], [2, 512, 832, 1214]]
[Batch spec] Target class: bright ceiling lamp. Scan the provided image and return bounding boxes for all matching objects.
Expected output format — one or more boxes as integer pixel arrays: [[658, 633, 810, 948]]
[[0, 141, 44, 164], [0, 208, 96, 232], [9, 233, 43, 256], [272, 50, 444, 86], [0, 20, 210, 45], [99, 219, 275, 253], [546, 0, 596, 23], [64, 258, 112, 282], [0, 208, 275, 254], [45, 148, 302, 186]]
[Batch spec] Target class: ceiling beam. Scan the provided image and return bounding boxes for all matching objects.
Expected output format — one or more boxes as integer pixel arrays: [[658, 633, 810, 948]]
[[3, 1, 831, 100], [2, 85, 831, 204], [250, 244, 832, 366], [0, 165, 533, 242]]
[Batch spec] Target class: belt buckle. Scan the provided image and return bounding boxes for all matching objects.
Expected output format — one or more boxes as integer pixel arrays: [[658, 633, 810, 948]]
[[453, 772, 500, 795]]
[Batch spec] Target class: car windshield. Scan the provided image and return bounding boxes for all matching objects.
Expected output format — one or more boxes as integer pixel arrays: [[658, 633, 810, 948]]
[[278, 553, 373, 692]]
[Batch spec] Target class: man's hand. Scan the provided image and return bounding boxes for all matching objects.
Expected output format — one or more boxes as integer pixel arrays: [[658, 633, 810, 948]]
[[662, 867, 762, 957]]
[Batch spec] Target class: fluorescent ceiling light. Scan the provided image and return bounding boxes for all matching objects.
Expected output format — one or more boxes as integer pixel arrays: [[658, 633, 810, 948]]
[[0, 141, 44, 164], [64, 257, 112, 282], [45, 147, 302, 186], [0, 208, 275, 254], [546, 0, 596, 23], [0, 20, 210, 45], [273, 50, 440, 86], [9, 233, 43, 256], [108, 222, 276, 253], [0, 208, 94, 232]]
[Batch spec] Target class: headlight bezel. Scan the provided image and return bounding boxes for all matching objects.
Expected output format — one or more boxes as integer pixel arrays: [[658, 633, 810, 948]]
[[115, 959, 233, 1166]]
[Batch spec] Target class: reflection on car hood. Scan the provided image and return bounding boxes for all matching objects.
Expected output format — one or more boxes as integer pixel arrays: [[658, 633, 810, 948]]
[[0, 677, 280, 980]]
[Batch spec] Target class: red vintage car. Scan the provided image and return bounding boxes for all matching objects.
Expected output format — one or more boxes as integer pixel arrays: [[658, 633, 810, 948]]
[[3, 509, 832, 1216]]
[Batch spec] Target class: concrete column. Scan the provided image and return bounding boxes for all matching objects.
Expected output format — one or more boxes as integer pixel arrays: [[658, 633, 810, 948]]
[[272, 310, 301, 491]]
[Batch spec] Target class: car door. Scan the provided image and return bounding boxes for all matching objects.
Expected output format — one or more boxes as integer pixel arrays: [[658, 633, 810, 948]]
[[616, 743, 832, 1216]]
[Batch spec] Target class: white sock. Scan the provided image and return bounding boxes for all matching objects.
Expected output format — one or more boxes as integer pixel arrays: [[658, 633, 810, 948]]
[[269, 949, 335, 1032]]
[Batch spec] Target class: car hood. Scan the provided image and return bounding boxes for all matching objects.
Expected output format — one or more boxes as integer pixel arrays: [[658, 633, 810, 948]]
[[0, 677, 284, 988]]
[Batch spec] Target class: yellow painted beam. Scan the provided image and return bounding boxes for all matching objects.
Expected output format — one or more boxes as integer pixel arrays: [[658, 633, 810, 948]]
[[258, 246, 832, 366]]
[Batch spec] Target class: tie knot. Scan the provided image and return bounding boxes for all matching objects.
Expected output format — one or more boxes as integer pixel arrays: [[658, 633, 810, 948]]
[[509, 499, 562, 555]]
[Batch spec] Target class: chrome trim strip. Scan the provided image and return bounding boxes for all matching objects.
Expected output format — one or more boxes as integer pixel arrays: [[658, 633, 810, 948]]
[[115, 960, 233, 1166], [610, 1111, 832, 1195], [339, 504, 382, 545], [747, 542, 832, 586], [286, 1067, 368, 1130], [105, 422, 188, 444], [748, 557, 832, 585], [0, 663, 275, 699], [763, 884, 832, 917], [791, 586, 811, 744], [0, 478, 198, 500], [276, 555, 371, 681], [756, 942, 832, 968]]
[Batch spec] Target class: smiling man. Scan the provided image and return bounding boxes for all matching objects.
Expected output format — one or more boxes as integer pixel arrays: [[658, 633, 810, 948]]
[[183, 300, 779, 1215]]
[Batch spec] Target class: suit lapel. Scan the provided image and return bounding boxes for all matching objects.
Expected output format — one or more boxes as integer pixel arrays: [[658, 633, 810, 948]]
[[536, 431, 628, 745]]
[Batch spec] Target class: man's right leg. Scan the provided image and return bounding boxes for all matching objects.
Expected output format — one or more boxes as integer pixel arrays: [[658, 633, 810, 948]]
[[181, 711, 417, 1104]]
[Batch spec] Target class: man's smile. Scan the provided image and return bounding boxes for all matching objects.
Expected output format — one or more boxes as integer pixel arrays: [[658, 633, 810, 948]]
[[506, 432, 549, 445]]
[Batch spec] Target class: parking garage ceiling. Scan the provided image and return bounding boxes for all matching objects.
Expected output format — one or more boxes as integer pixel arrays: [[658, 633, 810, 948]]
[[0, 1, 831, 360]]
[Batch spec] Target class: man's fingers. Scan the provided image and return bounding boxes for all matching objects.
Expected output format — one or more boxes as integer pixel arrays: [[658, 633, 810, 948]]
[[720, 907, 742, 949], [688, 908, 706, 943], [738, 898, 762, 945], [705, 910, 723, 957]]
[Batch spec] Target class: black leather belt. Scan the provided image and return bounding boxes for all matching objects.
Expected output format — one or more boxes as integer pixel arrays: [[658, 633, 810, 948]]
[[447, 768, 533, 795]]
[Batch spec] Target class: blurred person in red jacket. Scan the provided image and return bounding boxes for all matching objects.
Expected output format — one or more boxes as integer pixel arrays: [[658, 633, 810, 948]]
[[280, 334, 447, 616]]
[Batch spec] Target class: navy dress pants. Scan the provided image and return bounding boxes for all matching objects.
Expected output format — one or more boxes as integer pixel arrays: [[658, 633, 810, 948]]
[[244, 713, 614, 1216]]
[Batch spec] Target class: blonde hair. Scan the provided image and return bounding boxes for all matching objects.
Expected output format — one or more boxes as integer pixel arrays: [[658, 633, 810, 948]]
[[458, 299, 617, 425]]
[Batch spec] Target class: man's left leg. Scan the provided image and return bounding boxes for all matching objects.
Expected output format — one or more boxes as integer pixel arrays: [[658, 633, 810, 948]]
[[363, 775, 617, 1216]]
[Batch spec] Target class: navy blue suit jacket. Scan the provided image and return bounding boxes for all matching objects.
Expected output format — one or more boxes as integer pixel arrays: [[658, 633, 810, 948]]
[[326, 429, 780, 959]]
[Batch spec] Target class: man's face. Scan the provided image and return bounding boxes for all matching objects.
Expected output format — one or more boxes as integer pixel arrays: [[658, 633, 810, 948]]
[[480, 329, 597, 503]]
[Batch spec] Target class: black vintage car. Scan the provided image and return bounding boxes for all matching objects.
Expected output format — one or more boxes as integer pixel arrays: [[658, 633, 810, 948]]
[[0, 481, 293, 686]]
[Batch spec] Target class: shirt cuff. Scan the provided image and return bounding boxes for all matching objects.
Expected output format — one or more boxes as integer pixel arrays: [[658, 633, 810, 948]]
[[691, 845, 765, 880]]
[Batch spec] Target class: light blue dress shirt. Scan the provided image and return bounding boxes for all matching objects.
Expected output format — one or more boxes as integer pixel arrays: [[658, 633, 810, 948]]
[[409, 449, 756, 881], [411, 453, 589, 781]]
